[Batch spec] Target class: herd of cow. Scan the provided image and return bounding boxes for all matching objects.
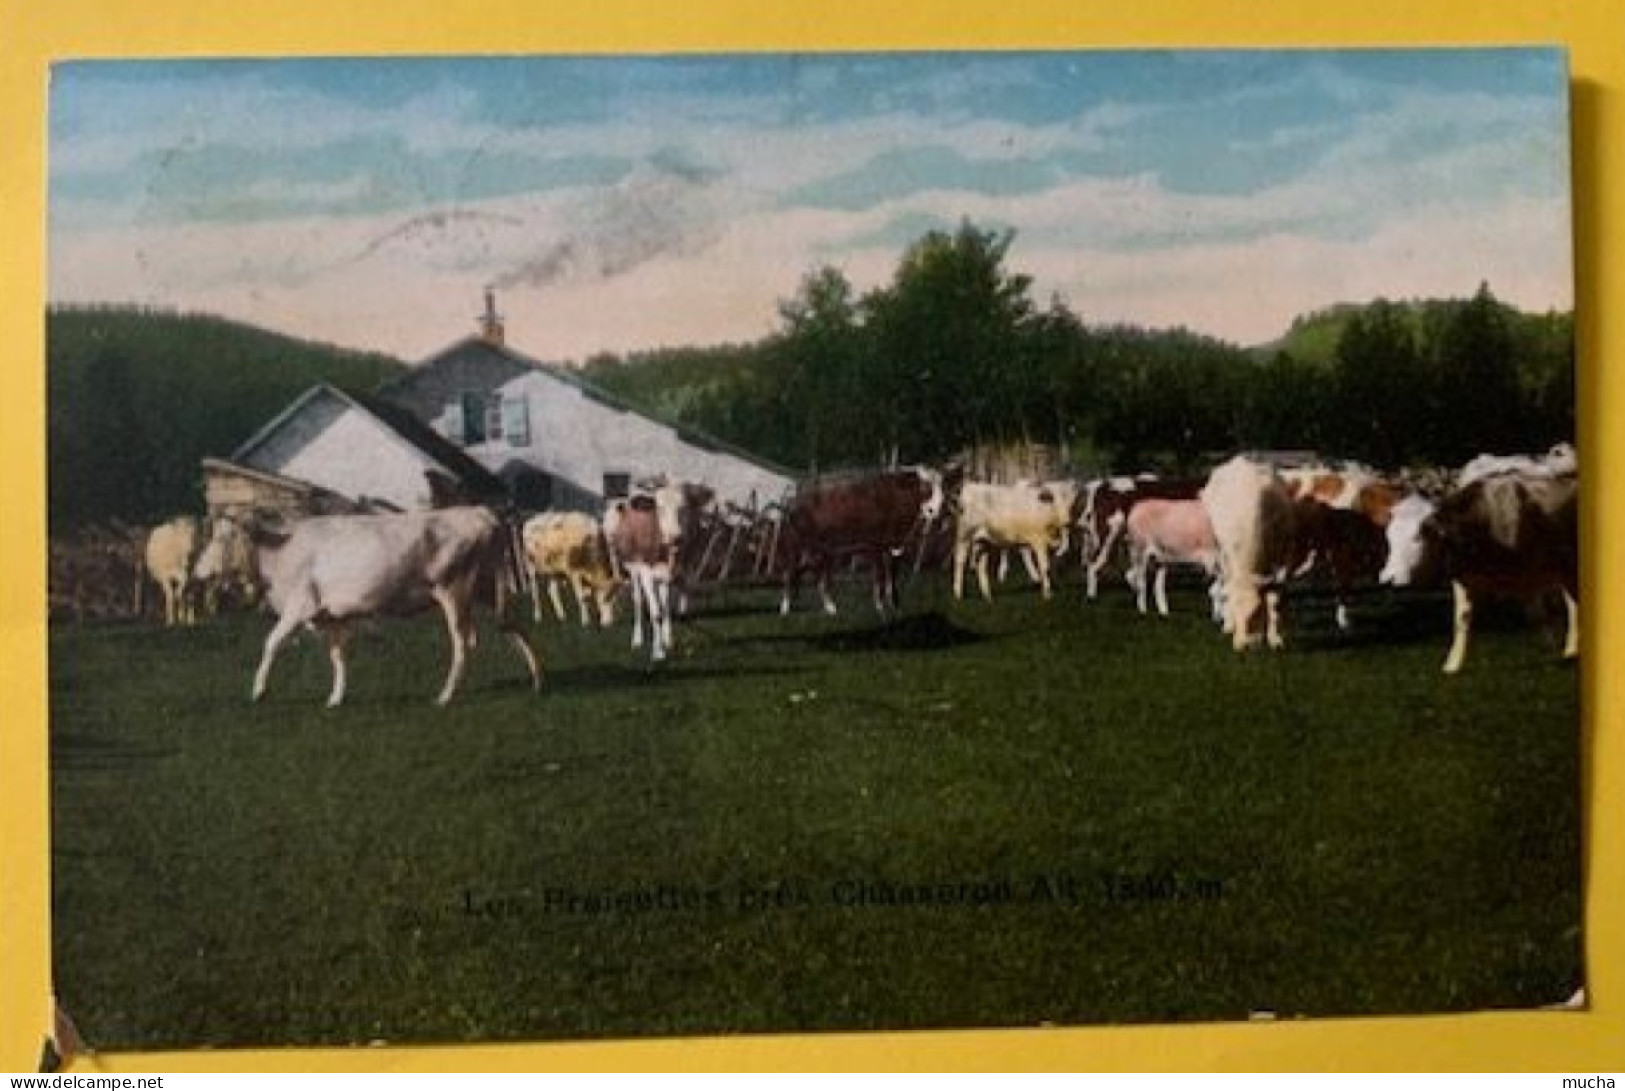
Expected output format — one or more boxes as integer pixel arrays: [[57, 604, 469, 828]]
[[137, 442, 1579, 706]]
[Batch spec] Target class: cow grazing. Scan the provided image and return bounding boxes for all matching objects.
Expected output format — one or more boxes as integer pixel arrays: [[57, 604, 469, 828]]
[[145, 516, 203, 626], [202, 506, 541, 706], [522, 511, 621, 627], [607, 481, 714, 662], [190, 512, 261, 615], [1123, 498, 1225, 621], [1380, 472, 1578, 673], [1200, 456, 1300, 651], [778, 466, 953, 616], [1287, 498, 1390, 632], [952, 481, 1073, 602]]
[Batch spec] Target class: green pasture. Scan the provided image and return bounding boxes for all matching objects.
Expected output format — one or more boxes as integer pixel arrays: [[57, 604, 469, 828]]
[[48, 576, 1583, 1049]]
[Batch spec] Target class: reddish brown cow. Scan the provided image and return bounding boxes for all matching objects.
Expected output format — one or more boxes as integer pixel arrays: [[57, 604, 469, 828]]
[[1287, 498, 1390, 632], [777, 466, 955, 616]]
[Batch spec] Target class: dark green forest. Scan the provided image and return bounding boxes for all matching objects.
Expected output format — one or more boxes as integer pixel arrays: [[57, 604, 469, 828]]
[[583, 222, 1574, 476], [48, 307, 404, 530], [49, 220, 1573, 531]]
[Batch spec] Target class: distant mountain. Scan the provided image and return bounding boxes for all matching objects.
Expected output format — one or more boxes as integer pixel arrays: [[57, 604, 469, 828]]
[[48, 306, 407, 530], [1250, 296, 1572, 369]]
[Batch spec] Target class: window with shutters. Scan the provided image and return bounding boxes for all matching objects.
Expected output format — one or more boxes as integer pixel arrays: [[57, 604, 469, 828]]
[[502, 395, 531, 446]]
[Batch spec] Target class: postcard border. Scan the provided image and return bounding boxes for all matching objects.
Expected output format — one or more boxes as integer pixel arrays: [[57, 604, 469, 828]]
[[2, 0, 1620, 1072]]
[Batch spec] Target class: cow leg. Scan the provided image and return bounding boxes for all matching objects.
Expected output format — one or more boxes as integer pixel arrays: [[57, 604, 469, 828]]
[[638, 566, 670, 661], [1153, 563, 1170, 617], [657, 571, 675, 659], [320, 622, 352, 709], [431, 586, 474, 706], [1335, 600, 1353, 633], [1087, 516, 1125, 601], [1228, 582, 1260, 652], [570, 574, 593, 627], [1207, 576, 1227, 626], [873, 553, 900, 617], [779, 554, 802, 616], [952, 537, 970, 600], [252, 609, 306, 701], [817, 561, 838, 615], [1265, 588, 1285, 650], [547, 577, 569, 623], [1034, 545, 1053, 601], [1021, 546, 1042, 585], [1562, 588, 1579, 660], [1128, 546, 1149, 613], [629, 565, 648, 648], [1442, 580, 1473, 674], [974, 545, 995, 602], [496, 612, 543, 692]]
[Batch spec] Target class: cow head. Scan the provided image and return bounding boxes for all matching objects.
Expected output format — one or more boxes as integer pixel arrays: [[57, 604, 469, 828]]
[[1378, 494, 1437, 587], [913, 466, 948, 524], [192, 514, 268, 605]]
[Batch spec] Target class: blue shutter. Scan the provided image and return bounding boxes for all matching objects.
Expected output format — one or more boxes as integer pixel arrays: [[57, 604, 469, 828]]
[[461, 392, 487, 444]]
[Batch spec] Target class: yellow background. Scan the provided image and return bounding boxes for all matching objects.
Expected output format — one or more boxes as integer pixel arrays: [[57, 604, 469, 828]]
[[1, 0, 1619, 1072]]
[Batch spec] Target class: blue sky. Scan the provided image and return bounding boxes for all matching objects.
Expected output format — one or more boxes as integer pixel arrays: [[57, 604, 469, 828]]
[[48, 49, 1572, 360]]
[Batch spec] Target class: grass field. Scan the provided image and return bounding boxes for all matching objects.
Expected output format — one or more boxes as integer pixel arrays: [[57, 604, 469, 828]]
[[48, 574, 1583, 1049]]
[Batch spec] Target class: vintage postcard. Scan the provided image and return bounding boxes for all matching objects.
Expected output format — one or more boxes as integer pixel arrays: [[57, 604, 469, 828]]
[[45, 49, 1581, 1051]]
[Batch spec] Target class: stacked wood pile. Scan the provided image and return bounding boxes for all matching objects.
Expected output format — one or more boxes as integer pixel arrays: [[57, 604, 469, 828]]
[[48, 523, 148, 622]]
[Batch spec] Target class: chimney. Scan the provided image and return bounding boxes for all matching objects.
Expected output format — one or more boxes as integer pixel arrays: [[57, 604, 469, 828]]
[[478, 287, 506, 347]]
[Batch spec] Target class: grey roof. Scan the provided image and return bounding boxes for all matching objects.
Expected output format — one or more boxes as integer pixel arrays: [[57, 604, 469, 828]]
[[232, 383, 507, 502], [384, 336, 800, 481]]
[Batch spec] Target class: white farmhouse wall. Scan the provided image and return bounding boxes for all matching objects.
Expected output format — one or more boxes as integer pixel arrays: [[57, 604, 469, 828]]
[[252, 399, 436, 511], [467, 371, 794, 509]]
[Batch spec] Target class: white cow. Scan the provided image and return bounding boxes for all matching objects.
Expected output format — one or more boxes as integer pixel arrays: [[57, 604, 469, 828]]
[[144, 516, 202, 626], [952, 481, 1072, 602], [1200, 456, 1300, 651], [522, 511, 621, 627], [199, 507, 541, 707], [1458, 442, 1577, 486]]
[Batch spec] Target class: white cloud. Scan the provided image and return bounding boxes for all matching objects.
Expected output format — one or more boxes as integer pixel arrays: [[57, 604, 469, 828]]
[[48, 56, 1573, 361]]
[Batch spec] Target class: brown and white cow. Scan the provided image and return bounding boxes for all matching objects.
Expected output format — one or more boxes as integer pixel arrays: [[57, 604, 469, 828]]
[[1286, 497, 1390, 632], [199, 506, 541, 706], [1380, 472, 1578, 673], [1123, 498, 1225, 622], [606, 480, 715, 662], [1080, 476, 1204, 598], [777, 466, 955, 616], [522, 511, 621, 627], [145, 515, 203, 626]]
